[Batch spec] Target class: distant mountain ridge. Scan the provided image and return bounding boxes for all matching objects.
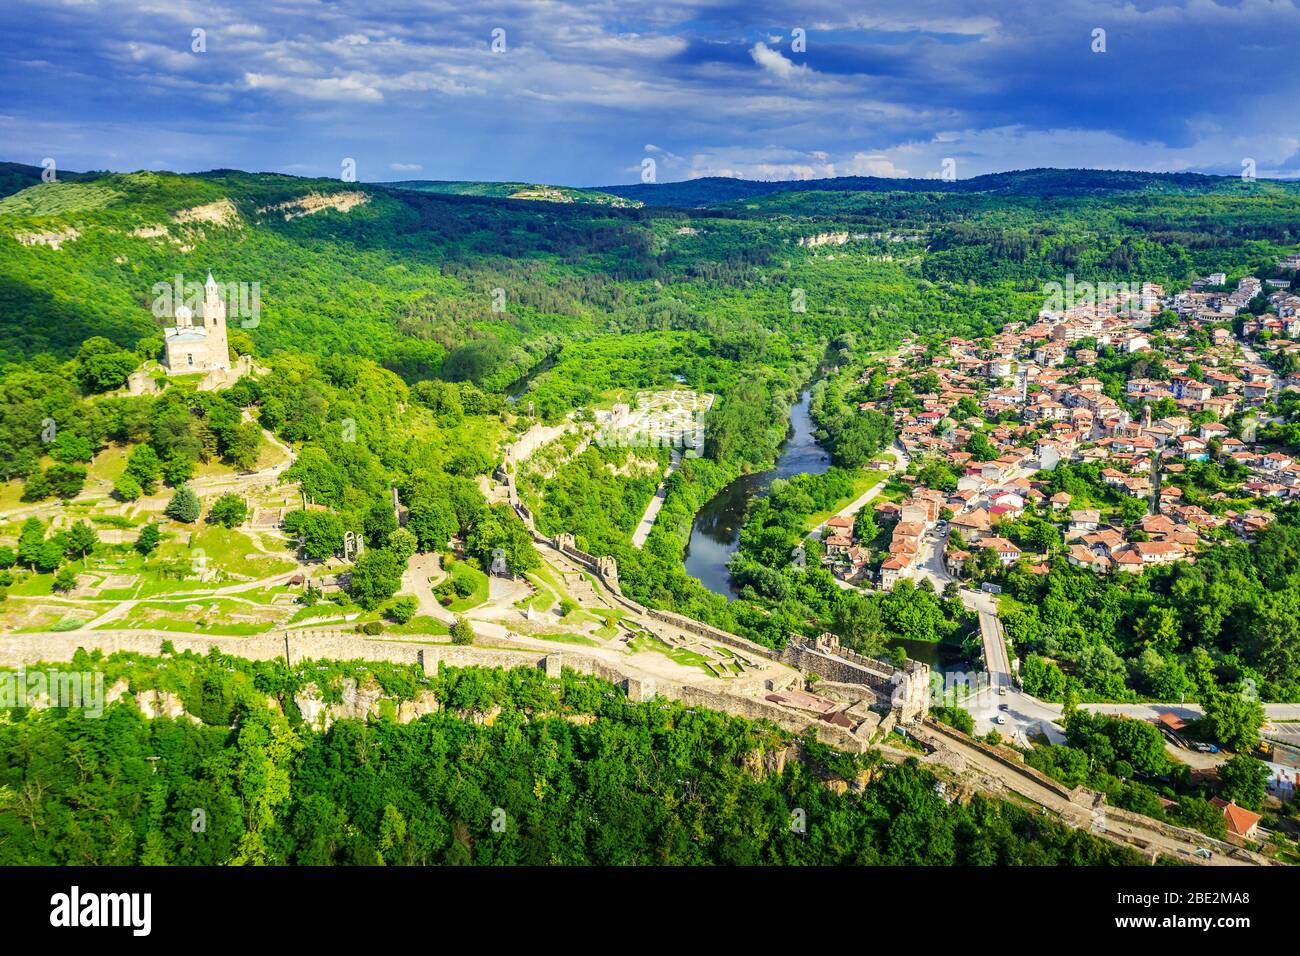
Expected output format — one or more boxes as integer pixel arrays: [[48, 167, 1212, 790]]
[[388, 179, 641, 208], [589, 167, 1299, 208]]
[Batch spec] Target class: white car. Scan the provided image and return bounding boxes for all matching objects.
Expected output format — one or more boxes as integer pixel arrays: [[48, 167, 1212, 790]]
[[993, 714, 1007, 725]]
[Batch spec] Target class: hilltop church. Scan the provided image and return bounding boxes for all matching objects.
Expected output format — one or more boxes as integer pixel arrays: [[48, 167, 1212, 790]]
[[163, 272, 231, 374]]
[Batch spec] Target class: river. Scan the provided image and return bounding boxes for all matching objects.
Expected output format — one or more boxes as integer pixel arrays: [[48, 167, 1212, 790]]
[[504, 352, 558, 404], [684, 389, 830, 597]]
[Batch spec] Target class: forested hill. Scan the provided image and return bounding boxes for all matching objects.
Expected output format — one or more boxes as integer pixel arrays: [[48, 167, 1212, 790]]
[[0, 163, 1032, 381], [593, 167, 1300, 208], [388, 179, 641, 207], [0, 161, 96, 200], [4, 162, 1300, 391]]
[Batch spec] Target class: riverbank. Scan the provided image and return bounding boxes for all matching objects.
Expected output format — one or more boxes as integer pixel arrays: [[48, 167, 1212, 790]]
[[684, 389, 830, 596]]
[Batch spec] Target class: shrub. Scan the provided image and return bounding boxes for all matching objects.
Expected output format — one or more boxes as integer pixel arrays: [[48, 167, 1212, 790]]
[[450, 615, 474, 645], [386, 596, 418, 624]]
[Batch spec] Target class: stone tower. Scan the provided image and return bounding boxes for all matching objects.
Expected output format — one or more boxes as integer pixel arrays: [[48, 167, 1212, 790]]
[[201, 272, 231, 371]]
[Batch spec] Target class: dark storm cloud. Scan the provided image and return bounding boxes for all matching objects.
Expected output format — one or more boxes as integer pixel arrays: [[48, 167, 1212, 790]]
[[1, 0, 1297, 183]]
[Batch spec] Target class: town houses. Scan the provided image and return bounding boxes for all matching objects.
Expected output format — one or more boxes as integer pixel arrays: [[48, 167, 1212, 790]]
[[826, 269, 1299, 591]]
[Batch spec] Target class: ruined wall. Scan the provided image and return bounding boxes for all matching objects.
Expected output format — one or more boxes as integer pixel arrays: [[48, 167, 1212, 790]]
[[642, 608, 778, 661], [781, 643, 894, 691], [0, 630, 880, 754]]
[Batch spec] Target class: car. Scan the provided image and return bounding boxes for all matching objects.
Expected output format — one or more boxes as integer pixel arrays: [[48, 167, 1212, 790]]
[[1193, 848, 1213, 860], [998, 703, 1009, 711], [997, 687, 1007, 697], [993, 714, 1006, 725]]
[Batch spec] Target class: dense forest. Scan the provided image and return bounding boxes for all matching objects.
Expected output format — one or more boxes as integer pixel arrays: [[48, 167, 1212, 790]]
[[0, 651, 1141, 866]]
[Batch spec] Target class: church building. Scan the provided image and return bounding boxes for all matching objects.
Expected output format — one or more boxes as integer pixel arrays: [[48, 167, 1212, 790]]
[[163, 272, 231, 374]]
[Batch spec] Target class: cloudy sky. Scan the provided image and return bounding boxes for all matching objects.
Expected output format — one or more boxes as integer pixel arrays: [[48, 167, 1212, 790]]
[[4, 0, 1300, 186]]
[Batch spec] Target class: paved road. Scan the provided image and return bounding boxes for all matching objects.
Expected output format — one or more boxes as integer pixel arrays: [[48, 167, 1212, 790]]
[[807, 442, 908, 541], [911, 722, 1271, 866], [631, 449, 681, 548]]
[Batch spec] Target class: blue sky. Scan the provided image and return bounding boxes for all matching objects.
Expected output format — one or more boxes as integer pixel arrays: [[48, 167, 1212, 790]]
[[3, 0, 1300, 185]]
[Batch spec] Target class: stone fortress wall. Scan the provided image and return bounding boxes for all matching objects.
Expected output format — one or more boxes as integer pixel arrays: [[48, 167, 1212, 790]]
[[0, 629, 874, 752]]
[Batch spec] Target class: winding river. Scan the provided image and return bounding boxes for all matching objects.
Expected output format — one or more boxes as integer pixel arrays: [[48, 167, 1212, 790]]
[[684, 390, 830, 597]]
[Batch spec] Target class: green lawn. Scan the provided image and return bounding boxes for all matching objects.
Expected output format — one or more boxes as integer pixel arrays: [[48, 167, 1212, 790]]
[[99, 597, 288, 635], [805, 468, 889, 530], [383, 614, 451, 636], [514, 573, 557, 612], [442, 559, 489, 612], [627, 632, 714, 672], [531, 632, 602, 647]]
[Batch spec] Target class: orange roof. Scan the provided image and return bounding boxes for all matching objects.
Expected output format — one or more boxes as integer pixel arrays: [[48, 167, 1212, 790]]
[[1221, 801, 1262, 837], [1155, 712, 1187, 731]]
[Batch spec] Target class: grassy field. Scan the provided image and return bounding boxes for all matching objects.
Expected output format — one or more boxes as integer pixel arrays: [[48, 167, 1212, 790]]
[[805, 467, 889, 530], [626, 632, 714, 672], [442, 559, 489, 612], [529, 631, 602, 647], [98, 596, 290, 635]]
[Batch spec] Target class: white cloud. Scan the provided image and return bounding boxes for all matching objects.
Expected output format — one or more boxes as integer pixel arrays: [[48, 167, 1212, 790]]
[[749, 42, 809, 81], [842, 153, 910, 177], [389, 162, 422, 172], [243, 72, 384, 102]]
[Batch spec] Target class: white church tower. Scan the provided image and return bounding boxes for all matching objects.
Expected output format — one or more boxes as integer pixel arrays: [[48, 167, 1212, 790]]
[[162, 272, 233, 375], [200, 272, 231, 371]]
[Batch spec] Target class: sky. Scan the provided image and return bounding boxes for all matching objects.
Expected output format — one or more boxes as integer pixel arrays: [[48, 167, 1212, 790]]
[[3, 0, 1300, 186]]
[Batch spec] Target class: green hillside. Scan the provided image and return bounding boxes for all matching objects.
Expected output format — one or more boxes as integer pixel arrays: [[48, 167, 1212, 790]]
[[390, 179, 641, 208], [595, 167, 1300, 208]]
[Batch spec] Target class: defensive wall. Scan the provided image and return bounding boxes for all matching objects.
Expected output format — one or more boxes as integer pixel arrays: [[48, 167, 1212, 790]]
[[0, 630, 872, 752]]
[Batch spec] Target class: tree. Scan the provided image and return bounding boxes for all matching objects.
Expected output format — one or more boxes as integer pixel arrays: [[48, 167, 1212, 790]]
[[1218, 754, 1270, 811], [1135, 605, 1181, 652], [826, 409, 894, 468], [407, 497, 458, 552], [20, 471, 51, 502], [450, 615, 474, 645], [1202, 689, 1264, 753], [385, 596, 417, 624], [284, 510, 345, 560], [113, 473, 143, 502], [1021, 653, 1067, 700], [50, 431, 93, 463], [45, 463, 87, 499], [53, 567, 78, 592], [364, 498, 398, 547], [966, 431, 998, 461], [34, 539, 63, 574], [348, 548, 405, 610], [1174, 796, 1227, 839], [207, 493, 248, 528], [227, 422, 262, 471], [136, 523, 161, 556], [76, 336, 138, 392], [465, 504, 539, 574], [162, 453, 196, 487], [125, 444, 162, 494], [64, 521, 98, 561], [18, 518, 45, 568], [164, 485, 202, 523], [388, 527, 418, 562]]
